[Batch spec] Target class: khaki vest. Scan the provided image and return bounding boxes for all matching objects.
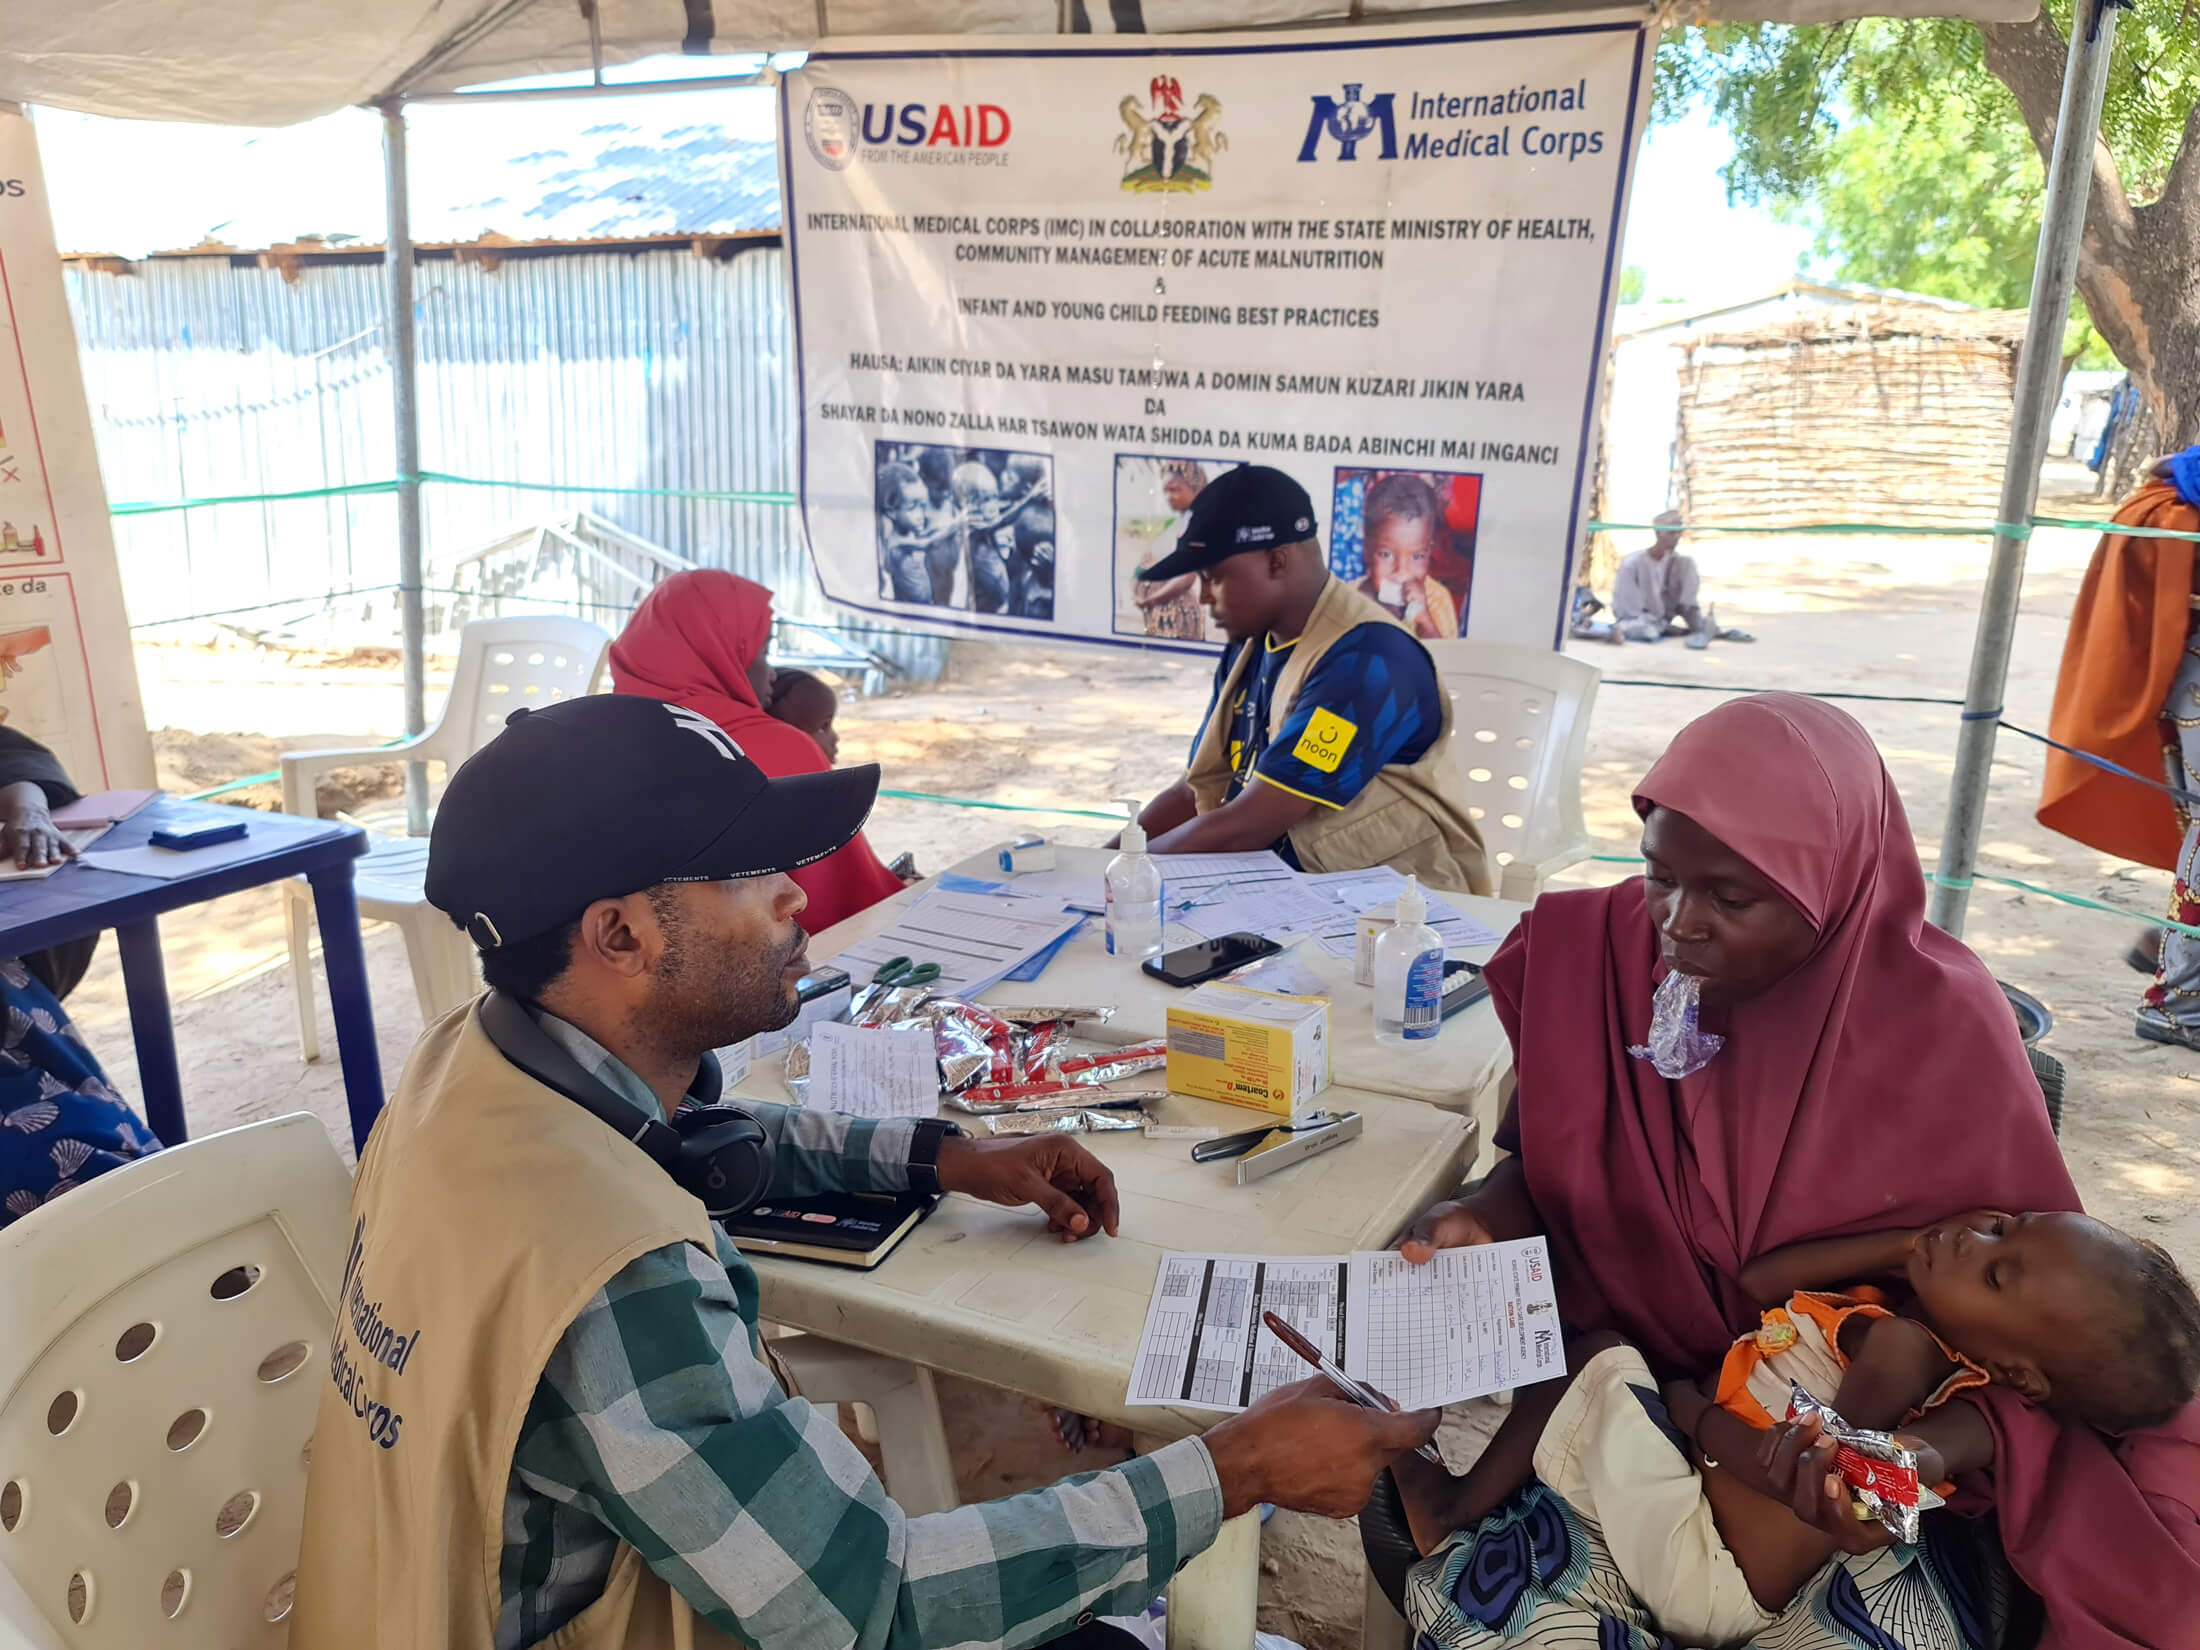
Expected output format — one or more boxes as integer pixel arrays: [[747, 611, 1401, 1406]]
[[1186, 576, 1492, 896], [292, 1004, 740, 1650]]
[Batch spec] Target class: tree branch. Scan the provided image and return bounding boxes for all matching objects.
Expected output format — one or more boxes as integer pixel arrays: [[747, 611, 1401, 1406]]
[[2154, 97, 2200, 223], [1977, 13, 2149, 379]]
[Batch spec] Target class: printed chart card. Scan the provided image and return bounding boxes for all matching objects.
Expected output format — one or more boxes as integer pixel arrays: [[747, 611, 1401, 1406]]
[[1129, 1238, 1561, 1412]]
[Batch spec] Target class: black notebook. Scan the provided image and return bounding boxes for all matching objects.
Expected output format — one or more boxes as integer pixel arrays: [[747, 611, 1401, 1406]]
[[721, 1190, 938, 1269]]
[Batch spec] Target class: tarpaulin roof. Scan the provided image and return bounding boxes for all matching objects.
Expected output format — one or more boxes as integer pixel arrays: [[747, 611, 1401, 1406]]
[[3, 0, 2037, 129]]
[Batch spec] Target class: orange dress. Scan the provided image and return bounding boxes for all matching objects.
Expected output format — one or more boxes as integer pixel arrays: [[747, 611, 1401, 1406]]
[[1714, 1288, 1987, 1433], [2038, 479, 2200, 869]]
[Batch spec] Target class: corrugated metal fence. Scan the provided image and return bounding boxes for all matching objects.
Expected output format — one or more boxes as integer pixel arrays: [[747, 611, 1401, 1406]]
[[60, 243, 945, 681]]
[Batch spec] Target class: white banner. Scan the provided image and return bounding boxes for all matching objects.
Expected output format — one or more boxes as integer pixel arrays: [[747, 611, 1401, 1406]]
[[781, 20, 1649, 654], [0, 108, 153, 790]]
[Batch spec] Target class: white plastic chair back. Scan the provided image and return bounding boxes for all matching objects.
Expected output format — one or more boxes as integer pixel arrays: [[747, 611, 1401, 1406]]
[[1421, 640, 1600, 901], [414, 615, 612, 769], [0, 1116, 352, 1649]]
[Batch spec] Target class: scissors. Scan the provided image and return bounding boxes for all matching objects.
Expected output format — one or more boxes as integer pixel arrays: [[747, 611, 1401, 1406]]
[[872, 956, 941, 988]]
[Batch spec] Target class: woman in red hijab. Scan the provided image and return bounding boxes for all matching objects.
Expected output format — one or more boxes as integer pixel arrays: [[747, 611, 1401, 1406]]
[[609, 570, 905, 932], [1367, 695, 2199, 1650]]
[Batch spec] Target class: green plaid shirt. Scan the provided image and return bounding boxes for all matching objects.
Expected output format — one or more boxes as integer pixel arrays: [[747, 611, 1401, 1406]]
[[495, 1015, 1223, 1650]]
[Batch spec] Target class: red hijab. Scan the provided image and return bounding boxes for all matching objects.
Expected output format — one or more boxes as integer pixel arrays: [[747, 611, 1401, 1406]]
[[608, 570, 903, 933], [1485, 694, 2200, 1649]]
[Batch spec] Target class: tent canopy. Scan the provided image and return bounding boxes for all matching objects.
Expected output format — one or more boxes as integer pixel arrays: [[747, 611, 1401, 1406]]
[[10, 0, 2034, 128]]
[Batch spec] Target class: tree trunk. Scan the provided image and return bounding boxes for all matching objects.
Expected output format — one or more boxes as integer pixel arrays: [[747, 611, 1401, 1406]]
[[1979, 12, 2200, 448]]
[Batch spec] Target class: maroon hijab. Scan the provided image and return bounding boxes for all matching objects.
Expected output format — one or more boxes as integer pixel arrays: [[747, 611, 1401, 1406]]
[[1485, 694, 2200, 1649]]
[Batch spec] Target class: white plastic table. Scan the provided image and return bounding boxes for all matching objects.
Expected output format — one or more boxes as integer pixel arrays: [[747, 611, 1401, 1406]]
[[731, 1054, 1476, 1650], [821, 843, 1529, 1143]]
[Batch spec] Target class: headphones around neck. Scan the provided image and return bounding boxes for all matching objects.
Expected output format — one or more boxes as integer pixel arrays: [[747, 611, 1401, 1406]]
[[476, 991, 776, 1220]]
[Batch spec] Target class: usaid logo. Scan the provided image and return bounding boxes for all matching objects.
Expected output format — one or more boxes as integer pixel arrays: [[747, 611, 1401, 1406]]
[[805, 87, 859, 170], [1298, 84, 1398, 162]]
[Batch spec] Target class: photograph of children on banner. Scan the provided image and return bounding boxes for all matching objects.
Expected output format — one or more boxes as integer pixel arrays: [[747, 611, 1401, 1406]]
[[874, 441, 1055, 619], [1112, 453, 1233, 644], [1330, 468, 1481, 640]]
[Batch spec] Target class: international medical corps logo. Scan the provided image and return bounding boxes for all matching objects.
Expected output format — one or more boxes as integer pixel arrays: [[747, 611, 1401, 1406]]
[[1117, 75, 1226, 193], [804, 86, 859, 170], [1299, 83, 1398, 162]]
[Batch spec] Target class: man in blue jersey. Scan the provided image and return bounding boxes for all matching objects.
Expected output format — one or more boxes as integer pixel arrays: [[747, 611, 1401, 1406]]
[[1132, 466, 1490, 893]]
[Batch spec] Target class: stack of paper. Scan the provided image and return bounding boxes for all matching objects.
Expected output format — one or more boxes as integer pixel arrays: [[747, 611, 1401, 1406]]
[[1303, 868, 1502, 957], [826, 890, 1085, 1000]]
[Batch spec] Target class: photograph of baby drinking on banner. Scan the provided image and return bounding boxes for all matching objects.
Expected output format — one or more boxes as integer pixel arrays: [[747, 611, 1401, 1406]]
[[1330, 468, 1481, 639]]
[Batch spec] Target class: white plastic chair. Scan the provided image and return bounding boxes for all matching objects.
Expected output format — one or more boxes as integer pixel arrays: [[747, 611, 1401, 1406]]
[[0, 1115, 352, 1649], [1422, 640, 1600, 903], [279, 617, 610, 1060], [767, 1334, 957, 1517]]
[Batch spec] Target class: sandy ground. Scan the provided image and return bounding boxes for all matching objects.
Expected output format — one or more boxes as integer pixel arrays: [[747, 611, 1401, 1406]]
[[80, 459, 2197, 1650]]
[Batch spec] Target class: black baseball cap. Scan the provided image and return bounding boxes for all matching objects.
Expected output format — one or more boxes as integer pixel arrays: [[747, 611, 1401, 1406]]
[[426, 695, 881, 949], [1137, 465, 1318, 583]]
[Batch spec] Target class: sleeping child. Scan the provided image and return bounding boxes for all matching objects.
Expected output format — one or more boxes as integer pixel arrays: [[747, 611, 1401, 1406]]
[[1391, 1208, 2200, 1648], [767, 669, 840, 763]]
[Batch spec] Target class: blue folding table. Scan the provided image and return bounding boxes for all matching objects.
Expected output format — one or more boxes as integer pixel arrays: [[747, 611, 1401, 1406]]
[[0, 798, 383, 1150]]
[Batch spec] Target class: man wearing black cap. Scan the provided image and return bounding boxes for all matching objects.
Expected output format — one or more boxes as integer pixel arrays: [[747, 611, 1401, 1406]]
[[1133, 465, 1490, 894], [293, 693, 1439, 1650]]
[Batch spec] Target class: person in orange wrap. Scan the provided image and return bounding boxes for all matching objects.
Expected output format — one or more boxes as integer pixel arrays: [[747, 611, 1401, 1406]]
[[2039, 447, 2200, 1047]]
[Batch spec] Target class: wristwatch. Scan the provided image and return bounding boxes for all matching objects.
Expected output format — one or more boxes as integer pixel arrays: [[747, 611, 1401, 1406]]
[[906, 1117, 964, 1198]]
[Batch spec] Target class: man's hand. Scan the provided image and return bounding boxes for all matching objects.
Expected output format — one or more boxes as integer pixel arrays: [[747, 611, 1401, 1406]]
[[935, 1135, 1120, 1242], [1398, 1199, 1496, 1264], [1204, 1379, 1441, 1519], [0, 780, 68, 871]]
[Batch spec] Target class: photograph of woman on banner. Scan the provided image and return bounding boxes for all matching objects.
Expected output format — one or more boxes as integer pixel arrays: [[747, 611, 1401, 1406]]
[[1112, 454, 1232, 644], [873, 440, 1055, 618], [1331, 469, 1480, 640]]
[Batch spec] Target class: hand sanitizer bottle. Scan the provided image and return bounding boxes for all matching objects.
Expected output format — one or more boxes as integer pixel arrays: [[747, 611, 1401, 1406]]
[[1104, 817, 1164, 961], [1373, 875, 1444, 1047]]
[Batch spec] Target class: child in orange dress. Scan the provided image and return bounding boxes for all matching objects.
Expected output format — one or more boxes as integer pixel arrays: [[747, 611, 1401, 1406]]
[[1392, 1209, 2200, 1648]]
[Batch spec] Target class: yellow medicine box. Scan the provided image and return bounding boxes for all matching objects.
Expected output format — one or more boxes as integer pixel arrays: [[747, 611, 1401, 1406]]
[[1165, 982, 1331, 1116]]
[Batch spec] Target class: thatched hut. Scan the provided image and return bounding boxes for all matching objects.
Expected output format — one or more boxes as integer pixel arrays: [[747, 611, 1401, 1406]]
[[1674, 305, 2027, 531]]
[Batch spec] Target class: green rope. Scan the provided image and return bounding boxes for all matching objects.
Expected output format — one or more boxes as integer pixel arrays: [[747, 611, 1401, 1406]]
[[878, 789, 1125, 821], [111, 479, 401, 517], [1588, 853, 2200, 941], [416, 472, 797, 506], [1583, 518, 2026, 539]]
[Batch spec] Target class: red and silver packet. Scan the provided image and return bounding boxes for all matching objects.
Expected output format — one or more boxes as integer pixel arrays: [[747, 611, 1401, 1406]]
[[1048, 1041, 1168, 1085], [1784, 1384, 1939, 1545]]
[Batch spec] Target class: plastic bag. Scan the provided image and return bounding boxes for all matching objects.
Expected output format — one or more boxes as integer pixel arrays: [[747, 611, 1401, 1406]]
[[1627, 969, 1725, 1079]]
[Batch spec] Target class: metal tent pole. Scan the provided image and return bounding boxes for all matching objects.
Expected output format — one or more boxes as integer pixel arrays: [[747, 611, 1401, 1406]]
[[1928, 0, 2122, 936], [380, 98, 430, 836]]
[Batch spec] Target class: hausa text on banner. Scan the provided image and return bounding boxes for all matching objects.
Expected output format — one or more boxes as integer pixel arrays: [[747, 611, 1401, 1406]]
[[780, 19, 1651, 654]]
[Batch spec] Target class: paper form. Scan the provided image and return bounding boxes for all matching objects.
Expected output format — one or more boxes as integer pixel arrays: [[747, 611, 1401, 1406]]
[[1127, 1238, 1562, 1413], [1000, 867, 1107, 914], [826, 891, 1085, 999], [1344, 1241, 1565, 1410], [807, 1022, 940, 1118], [1155, 851, 1298, 912], [1176, 880, 1346, 943], [1303, 869, 1503, 957]]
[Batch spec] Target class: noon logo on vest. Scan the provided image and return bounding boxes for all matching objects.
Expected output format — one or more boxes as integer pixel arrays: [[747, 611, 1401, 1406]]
[[328, 1217, 420, 1451]]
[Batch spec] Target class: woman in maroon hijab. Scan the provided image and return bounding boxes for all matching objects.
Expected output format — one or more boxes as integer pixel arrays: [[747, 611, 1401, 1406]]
[[1370, 695, 2200, 1650]]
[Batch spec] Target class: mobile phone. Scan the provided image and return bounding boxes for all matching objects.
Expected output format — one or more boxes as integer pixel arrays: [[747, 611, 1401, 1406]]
[[1141, 932, 1283, 988], [148, 820, 249, 851], [1441, 959, 1489, 1019], [796, 966, 852, 1004]]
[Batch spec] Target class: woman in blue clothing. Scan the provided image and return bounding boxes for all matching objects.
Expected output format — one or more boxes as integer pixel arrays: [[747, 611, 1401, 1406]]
[[0, 728, 159, 1227]]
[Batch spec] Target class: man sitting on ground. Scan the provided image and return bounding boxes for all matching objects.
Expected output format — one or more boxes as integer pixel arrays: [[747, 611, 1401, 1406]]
[[291, 693, 1438, 1650], [1609, 510, 1754, 649], [1131, 465, 1491, 894]]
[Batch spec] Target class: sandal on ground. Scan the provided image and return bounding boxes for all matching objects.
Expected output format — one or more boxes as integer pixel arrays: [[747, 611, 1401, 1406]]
[[2134, 1004, 2200, 1051]]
